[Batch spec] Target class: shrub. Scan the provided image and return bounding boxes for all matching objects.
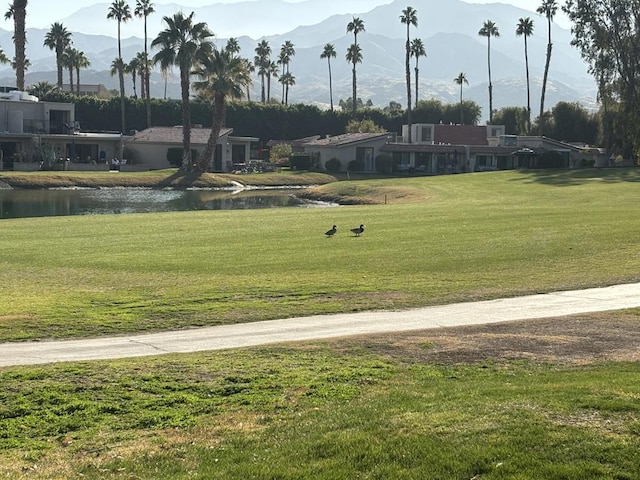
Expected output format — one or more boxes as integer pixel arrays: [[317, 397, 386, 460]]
[[537, 151, 566, 169], [290, 154, 311, 170], [375, 154, 393, 174], [348, 159, 363, 171], [325, 157, 341, 172]]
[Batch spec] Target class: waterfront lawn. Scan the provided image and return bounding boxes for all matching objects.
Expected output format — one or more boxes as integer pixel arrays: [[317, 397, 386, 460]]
[[1, 169, 640, 341]]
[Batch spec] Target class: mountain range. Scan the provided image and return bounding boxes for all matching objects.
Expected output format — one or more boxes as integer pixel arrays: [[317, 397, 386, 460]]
[[0, 0, 597, 121]]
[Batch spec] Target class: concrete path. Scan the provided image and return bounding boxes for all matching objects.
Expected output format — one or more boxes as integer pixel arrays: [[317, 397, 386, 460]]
[[1, 282, 639, 368]]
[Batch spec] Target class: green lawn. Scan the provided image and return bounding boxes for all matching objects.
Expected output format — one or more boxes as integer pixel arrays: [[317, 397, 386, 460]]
[[1, 168, 640, 479], [1, 169, 639, 341]]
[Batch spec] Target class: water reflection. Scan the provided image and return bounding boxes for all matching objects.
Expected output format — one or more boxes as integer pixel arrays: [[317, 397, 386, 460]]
[[0, 188, 317, 219]]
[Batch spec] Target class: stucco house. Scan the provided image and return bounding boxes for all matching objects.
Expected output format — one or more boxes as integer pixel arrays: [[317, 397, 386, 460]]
[[0, 91, 125, 171], [126, 126, 259, 171], [301, 132, 392, 172]]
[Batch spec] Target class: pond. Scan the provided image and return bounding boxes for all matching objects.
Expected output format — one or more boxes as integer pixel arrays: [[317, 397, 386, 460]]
[[0, 188, 329, 219]]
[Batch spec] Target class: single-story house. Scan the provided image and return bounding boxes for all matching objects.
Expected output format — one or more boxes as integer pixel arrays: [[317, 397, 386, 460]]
[[300, 132, 392, 172], [125, 126, 259, 171]]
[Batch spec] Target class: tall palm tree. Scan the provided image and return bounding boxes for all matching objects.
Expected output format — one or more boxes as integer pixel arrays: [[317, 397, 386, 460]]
[[192, 47, 250, 172], [107, 0, 132, 134], [267, 59, 278, 102], [135, 0, 155, 128], [63, 48, 79, 94], [278, 40, 295, 104], [454, 72, 469, 125], [279, 71, 295, 106], [401, 6, 418, 142], [135, 51, 149, 98], [151, 11, 213, 170], [346, 16, 365, 113], [320, 43, 336, 111], [239, 57, 254, 101], [410, 38, 426, 109], [345, 43, 362, 112], [43, 22, 72, 89], [126, 56, 140, 98], [74, 50, 90, 95], [254, 40, 271, 103], [5, 0, 27, 91], [537, 0, 558, 135], [516, 17, 534, 134], [478, 19, 499, 123], [225, 37, 240, 55]]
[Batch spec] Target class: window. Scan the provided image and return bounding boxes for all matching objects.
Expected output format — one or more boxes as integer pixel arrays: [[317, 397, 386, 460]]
[[355, 147, 374, 171], [420, 126, 432, 143]]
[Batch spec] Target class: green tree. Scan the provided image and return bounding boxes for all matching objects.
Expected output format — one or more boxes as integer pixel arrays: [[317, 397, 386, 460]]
[[320, 43, 336, 111], [151, 11, 214, 170], [278, 40, 295, 104], [74, 50, 91, 94], [401, 6, 418, 142], [346, 16, 365, 113], [279, 71, 295, 106], [410, 38, 426, 109], [126, 56, 141, 98], [43, 22, 72, 89], [135, 0, 155, 128], [28, 80, 58, 98], [63, 47, 80, 94], [454, 72, 469, 124], [345, 118, 385, 133], [516, 17, 534, 133], [478, 19, 500, 123], [492, 106, 528, 135], [107, 0, 132, 133], [193, 47, 250, 171], [537, 0, 558, 135], [4, 0, 27, 91], [549, 101, 598, 145]]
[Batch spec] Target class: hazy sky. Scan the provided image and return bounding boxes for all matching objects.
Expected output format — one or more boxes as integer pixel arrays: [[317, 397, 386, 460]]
[[24, 0, 569, 30]]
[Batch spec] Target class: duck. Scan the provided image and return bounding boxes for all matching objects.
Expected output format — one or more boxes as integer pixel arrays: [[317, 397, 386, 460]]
[[325, 225, 337, 237], [351, 224, 365, 236]]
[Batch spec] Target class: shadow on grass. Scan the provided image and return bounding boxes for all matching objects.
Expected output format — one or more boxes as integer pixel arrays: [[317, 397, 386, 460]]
[[511, 167, 640, 186]]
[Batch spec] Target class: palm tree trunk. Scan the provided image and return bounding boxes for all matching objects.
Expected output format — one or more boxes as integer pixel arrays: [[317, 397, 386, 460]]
[[200, 93, 225, 172], [405, 32, 412, 143], [76, 66, 80, 94], [415, 65, 419, 109], [68, 67, 74, 95], [524, 35, 531, 134], [487, 37, 493, 123], [328, 58, 333, 111], [117, 22, 126, 134], [180, 64, 192, 170], [144, 16, 152, 128], [14, 4, 26, 91], [539, 42, 552, 135], [352, 62, 357, 113], [56, 48, 64, 88], [460, 85, 464, 125]]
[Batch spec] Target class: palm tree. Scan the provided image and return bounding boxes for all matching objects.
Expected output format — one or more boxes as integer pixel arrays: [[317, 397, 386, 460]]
[[135, 0, 155, 128], [74, 50, 90, 95], [516, 17, 534, 134], [240, 58, 254, 101], [410, 38, 426, 109], [151, 11, 214, 170], [135, 51, 149, 98], [192, 47, 250, 171], [401, 6, 418, 142], [537, 0, 558, 135], [225, 37, 240, 55], [278, 40, 295, 104], [345, 43, 362, 112], [126, 56, 140, 98], [43, 22, 72, 89], [5, 0, 27, 91], [107, 0, 132, 134], [28, 80, 58, 98], [254, 40, 271, 103], [454, 72, 469, 125], [279, 71, 295, 106], [63, 48, 79, 94], [478, 20, 500, 123], [320, 43, 336, 111], [267, 59, 278, 102], [346, 16, 365, 113]]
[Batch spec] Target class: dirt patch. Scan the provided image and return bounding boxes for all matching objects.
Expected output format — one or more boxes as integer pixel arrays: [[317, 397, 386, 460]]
[[331, 311, 640, 365]]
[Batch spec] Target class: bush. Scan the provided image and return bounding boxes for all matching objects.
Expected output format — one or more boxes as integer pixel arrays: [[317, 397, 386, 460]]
[[325, 157, 341, 172], [538, 151, 567, 169], [348, 159, 363, 171], [375, 154, 393, 174]]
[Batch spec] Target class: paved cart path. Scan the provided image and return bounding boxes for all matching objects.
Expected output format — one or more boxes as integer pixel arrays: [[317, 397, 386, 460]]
[[1, 282, 639, 367]]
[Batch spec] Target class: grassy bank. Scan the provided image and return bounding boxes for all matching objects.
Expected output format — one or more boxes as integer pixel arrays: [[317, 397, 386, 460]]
[[0, 169, 336, 189], [2, 169, 640, 342]]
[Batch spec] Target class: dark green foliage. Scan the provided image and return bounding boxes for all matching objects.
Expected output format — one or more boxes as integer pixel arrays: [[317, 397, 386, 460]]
[[548, 102, 599, 145], [537, 150, 568, 169], [290, 153, 312, 170], [492, 107, 528, 135], [375, 153, 393, 174], [347, 159, 363, 171], [325, 157, 341, 172], [166, 148, 197, 167]]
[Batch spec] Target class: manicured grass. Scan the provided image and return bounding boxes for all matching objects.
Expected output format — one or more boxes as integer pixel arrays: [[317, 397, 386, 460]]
[[2, 169, 640, 341], [0, 320, 639, 479]]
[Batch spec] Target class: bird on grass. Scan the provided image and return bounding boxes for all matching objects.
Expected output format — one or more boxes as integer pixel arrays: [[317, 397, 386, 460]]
[[325, 225, 337, 237], [351, 224, 365, 237]]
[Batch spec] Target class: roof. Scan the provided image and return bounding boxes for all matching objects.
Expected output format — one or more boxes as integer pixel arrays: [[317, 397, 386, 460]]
[[266, 136, 320, 147], [303, 132, 390, 148], [434, 125, 489, 146], [130, 126, 233, 145]]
